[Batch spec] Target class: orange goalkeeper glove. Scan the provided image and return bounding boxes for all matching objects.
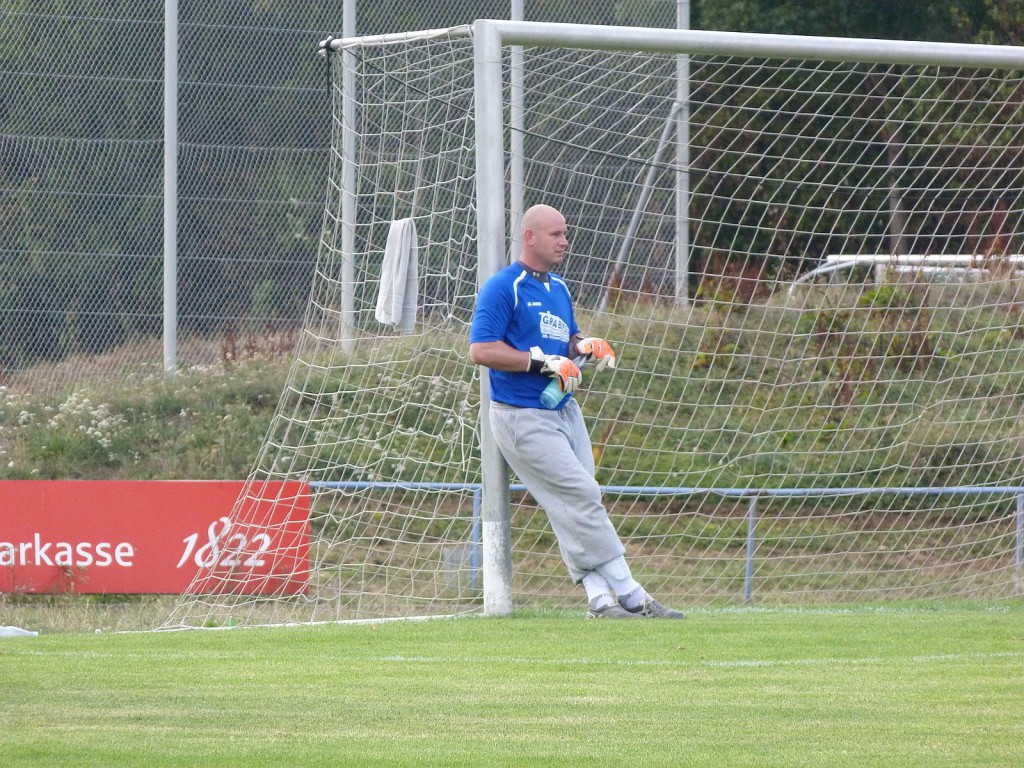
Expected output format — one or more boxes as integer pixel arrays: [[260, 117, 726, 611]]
[[575, 337, 617, 371], [530, 346, 581, 393]]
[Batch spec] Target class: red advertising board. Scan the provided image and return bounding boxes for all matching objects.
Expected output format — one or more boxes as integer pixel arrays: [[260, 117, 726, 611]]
[[0, 481, 310, 594]]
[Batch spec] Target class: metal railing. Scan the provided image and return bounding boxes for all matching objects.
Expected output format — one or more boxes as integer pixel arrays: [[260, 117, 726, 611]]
[[312, 481, 1024, 602]]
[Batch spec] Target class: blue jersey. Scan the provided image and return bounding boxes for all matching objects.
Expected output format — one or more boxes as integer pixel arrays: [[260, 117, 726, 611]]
[[470, 263, 580, 409]]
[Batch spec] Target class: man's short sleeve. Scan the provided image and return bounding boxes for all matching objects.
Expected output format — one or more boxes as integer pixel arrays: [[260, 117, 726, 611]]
[[470, 272, 513, 344]]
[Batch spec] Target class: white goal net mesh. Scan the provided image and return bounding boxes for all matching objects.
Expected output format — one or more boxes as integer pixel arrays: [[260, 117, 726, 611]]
[[164, 25, 1024, 628]]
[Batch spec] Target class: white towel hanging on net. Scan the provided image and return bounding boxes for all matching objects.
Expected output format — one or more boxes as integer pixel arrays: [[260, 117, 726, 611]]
[[375, 217, 418, 333]]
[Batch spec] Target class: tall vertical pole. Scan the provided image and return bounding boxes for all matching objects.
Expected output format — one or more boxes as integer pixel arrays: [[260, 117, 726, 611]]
[[675, 1, 691, 308], [474, 21, 513, 616], [509, 0, 525, 258], [340, 0, 357, 353], [162, 0, 178, 371]]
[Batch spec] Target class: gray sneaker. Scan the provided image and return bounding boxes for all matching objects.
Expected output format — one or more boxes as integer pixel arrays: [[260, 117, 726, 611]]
[[586, 600, 642, 619], [621, 596, 686, 619]]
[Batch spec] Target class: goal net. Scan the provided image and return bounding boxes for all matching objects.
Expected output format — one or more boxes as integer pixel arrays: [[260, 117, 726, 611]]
[[164, 22, 1024, 629]]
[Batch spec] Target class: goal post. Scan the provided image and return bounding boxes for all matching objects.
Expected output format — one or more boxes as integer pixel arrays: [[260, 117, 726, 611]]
[[471, 20, 1024, 616], [474, 21, 515, 616], [162, 21, 1024, 630]]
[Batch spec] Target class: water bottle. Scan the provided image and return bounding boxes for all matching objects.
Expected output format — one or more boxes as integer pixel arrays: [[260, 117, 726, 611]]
[[539, 379, 569, 409]]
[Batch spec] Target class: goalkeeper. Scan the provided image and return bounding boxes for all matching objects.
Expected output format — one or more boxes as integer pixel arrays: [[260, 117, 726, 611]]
[[469, 204, 684, 620]]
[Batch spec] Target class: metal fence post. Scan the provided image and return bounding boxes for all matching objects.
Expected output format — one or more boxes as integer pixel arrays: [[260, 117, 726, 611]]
[[1016, 494, 1023, 594], [744, 495, 757, 603]]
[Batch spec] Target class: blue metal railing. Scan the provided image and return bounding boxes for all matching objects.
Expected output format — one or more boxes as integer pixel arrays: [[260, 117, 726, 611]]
[[310, 481, 1024, 601]]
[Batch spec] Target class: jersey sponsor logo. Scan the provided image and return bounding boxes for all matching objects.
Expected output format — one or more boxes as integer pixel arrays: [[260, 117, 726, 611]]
[[527, 301, 542, 307], [538, 310, 570, 343]]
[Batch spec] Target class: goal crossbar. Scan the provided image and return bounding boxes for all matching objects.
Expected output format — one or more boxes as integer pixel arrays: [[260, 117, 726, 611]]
[[321, 20, 1024, 69]]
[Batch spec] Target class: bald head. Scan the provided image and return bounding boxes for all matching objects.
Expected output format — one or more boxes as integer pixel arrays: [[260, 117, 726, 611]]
[[522, 204, 563, 235], [520, 204, 568, 272]]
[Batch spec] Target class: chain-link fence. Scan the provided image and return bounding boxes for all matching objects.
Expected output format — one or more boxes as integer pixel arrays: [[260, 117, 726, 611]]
[[0, 1, 681, 394]]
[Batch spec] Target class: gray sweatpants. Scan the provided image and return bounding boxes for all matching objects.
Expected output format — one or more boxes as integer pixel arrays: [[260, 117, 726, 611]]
[[489, 398, 625, 582]]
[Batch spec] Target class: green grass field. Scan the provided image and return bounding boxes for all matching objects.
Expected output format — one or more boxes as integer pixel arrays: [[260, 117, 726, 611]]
[[3, 602, 1022, 767]]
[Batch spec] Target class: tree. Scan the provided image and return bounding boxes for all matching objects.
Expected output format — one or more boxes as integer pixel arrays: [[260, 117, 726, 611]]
[[695, 0, 985, 42]]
